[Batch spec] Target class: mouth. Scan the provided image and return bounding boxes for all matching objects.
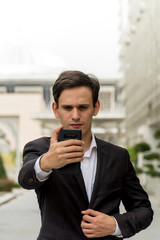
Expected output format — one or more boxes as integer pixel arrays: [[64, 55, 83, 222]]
[[70, 124, 83, 129]]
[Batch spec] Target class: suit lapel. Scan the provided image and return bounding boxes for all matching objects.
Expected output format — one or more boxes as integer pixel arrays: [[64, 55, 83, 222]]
[[73, 138, 109, 208], [73, 171, 89, 205], [89, 138, 108, 208]]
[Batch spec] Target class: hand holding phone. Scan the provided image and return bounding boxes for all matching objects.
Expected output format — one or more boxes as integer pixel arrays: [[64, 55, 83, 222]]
[[40, 127, 83, 174], [57, 129, 82, 174]]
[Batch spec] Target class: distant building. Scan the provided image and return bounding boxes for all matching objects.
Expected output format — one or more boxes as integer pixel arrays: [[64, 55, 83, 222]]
[[0, 43, 125, 175], [0, 73, 125, 151], [119, 0, 160, 148]]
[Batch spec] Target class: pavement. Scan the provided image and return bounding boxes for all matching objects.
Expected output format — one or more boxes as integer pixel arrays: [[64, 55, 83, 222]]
[[0, 188, 159, 240], [0, 188, 22, 206], [0, 189, 41, 240]]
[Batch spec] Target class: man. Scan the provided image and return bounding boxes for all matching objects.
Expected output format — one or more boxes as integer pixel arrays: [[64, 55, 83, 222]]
[[18, 70, 153, 240]]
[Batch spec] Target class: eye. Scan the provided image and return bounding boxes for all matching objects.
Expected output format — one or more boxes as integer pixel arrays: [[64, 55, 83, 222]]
[[79, 105, 88, 111], [63, 106, 72, 111]]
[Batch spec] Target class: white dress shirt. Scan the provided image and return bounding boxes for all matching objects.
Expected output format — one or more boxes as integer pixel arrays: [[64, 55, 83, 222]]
[[81, 132, 97, 202], [34, 133, 122, 236]]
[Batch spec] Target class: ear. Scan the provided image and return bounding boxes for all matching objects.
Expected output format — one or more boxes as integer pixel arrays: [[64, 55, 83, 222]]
[[52, 102, 59, 119], [93, 100, 100, 116]]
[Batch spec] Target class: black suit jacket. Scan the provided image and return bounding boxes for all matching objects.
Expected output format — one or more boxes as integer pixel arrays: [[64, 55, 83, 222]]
[[18, 137, 153, 240]]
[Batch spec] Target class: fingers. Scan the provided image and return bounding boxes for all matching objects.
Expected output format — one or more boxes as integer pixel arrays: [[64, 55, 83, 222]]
[[81, 210, 116, 238], [47, 126, 85, 169], [60, 144, 84, 154], [81, 214, 94, 224], [81, 219, 95, 238], [81, 209, 98, 217], [60, 139, 84, 147], [56, 149, 84, 166], [63, 151, 84, 159], [81, 221, 94, 237], [81, 209, 98, 229], [51, 126, 63, 144]]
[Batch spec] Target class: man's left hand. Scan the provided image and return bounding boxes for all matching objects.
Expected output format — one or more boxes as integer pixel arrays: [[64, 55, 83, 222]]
[[81, 209, 116, 238]]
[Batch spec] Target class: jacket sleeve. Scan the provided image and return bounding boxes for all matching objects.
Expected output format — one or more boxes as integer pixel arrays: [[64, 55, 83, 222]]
[[18, 137, 50, 190], [112, 150, 154, 238]]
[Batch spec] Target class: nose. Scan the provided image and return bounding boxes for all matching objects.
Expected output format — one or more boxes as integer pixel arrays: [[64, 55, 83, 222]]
[[72, 108, 80, 121]]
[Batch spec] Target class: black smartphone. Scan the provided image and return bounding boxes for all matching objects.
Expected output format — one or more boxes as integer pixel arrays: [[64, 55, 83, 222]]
[[58, 129, 82, 142], [57, 129, 82, 174]]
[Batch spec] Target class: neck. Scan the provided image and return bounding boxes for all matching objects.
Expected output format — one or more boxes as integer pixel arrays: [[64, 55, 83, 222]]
[[82, 132, 92, 152]]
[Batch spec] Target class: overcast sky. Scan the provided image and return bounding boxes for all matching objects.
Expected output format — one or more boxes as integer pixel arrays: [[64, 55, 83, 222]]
[[0, 0, 121, 78]]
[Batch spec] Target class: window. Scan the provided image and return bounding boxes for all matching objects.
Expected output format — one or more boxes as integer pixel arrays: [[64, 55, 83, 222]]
[[99, 86, 115, 112]]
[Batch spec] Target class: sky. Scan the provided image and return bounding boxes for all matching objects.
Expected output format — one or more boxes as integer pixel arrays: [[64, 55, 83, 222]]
[[0, 0, 121, 78]]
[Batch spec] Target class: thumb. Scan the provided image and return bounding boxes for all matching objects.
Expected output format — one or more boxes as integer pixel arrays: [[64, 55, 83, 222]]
[[51, 126, 63, 144]]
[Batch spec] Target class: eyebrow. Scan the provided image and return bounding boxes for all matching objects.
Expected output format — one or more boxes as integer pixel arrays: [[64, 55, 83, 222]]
[[61, 104, 90, 108]]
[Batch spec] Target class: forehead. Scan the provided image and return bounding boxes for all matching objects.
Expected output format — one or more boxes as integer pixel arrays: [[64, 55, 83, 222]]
[[59, 86, 92, 104]]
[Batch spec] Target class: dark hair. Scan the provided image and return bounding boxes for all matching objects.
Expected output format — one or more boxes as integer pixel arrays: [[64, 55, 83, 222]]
[[52, 70, 100, 107]]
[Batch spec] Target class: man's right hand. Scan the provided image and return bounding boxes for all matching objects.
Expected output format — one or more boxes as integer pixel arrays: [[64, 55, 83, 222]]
[[40, 126, 84, 172]]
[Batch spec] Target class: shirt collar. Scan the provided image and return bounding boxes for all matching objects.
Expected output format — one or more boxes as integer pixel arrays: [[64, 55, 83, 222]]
[[84, 132, 97, 158]]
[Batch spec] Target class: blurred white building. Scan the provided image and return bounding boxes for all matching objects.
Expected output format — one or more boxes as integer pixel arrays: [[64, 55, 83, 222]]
[[119, 0, 160, 148], [0, 43, 125, 157]]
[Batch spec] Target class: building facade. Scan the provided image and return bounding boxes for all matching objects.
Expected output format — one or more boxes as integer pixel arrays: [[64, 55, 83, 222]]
[[119, 0, 160, 148], [0, 73, 125, 155]]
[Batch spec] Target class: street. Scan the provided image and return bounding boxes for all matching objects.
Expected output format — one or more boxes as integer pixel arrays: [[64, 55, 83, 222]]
[[0, 190, 41, 240], [0, 190, 159, 240]]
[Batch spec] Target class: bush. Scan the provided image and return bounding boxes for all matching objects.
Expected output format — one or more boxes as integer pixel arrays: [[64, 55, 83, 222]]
[[0, 154, 14, 192], [144, 152, 160, 160], [13, 182, 21, 188], [145, 168, 160, 177], [154, 128, 160, 139], [134, 142, 151, 152], [134, 167, 143, 174], [157, 142, 160, 148], [0, 154, 7, 178], [127, 146, 138, 164], [0, 178, 14, 191], [144, 164, 154, 169]]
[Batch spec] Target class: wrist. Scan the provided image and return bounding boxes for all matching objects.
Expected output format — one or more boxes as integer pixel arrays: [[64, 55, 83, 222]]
[[111, 216, 122, 237], [106, 215, 116, 235], [40, 153, 52, 172]]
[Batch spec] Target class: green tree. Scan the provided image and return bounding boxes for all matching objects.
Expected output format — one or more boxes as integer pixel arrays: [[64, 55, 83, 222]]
[[154, 128, 160, 139], [127, 146, 138, 164], [154, 128, 160, 149], [0, 154, 14, 191], [0, 154, 7, 178], [134, 142, 151, 152], [144, 152, 160, 160]]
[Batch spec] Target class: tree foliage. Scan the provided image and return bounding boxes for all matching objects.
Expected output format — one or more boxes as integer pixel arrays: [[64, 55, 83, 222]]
[[0, 154, 7, 179], [134, 142, 151, 152], [144, 152, 160, 160], [154, 128, 160, 139]]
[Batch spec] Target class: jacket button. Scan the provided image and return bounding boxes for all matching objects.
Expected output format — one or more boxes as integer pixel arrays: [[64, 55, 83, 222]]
[[28, 178, 34, 184]]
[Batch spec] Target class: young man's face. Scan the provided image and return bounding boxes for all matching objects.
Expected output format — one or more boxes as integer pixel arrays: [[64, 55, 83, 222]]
[[52, 86, 100, 140]]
